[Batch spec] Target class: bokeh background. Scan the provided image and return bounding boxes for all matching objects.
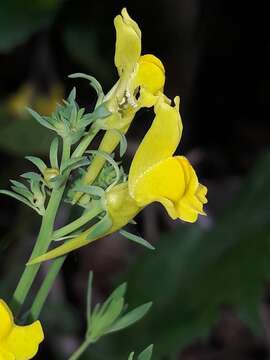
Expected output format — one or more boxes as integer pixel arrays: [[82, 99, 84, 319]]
[[1, 0, 270, 359]]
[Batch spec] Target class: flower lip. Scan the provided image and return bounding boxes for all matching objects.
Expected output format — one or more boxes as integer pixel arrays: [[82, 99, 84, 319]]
[[0, 299, 44, 360]]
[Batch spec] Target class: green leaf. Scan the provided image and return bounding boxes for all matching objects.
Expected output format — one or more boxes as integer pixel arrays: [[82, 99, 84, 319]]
[[120, 230, 155, 250], [86, 150, 120, 189], [27, 107, 55, 131], [25, 156, 46, 173], [11, 185, 32, 199], [87, 271, 94, 329], [99, 283, 127, 317], [138, 345, 154, 360], [0, 190, 37, 213], [61, 156, 89, 173], [90, 297, 124, 341], [73, 185, 104, 198], [128, 352, 135, 360], [69, 73, 104, 106], [20, 172, 42, 182], [49, 137, 59, 169], [86, 214, 113, 240], [107, 302, 152, 334]]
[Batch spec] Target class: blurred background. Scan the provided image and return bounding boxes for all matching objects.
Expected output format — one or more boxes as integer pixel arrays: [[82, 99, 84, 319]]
[[1, 0, 270, 359]]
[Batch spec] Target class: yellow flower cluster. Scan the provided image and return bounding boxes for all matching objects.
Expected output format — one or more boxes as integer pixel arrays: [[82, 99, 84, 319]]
[[28, 8, 208, 265], [84, 7, 207, 223], [0, 300, 43, 360]]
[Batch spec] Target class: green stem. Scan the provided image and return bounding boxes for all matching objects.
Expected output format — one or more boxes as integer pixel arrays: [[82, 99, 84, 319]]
[[53, 204, 103, 240], [30, 255, 66, 320], [68, 338, 92, 360], [10, 141, 71, 316], [72, 128, 99, 158]]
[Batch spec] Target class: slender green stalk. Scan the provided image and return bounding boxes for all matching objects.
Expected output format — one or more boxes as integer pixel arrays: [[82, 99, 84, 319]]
[[30, 255, 66, 320], [30, 206, 102, 319], [68, 338, 92, 360], [72, 128, 99, 158], [10, 141, 70, 315], [52, 204, 103, 240]]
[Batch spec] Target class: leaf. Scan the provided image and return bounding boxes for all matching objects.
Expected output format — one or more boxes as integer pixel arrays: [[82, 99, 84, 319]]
[[73, 185, 104, 198], [25, 156, 47, 173], [138, 345, 154, 360], [27, 107, 55, 131], [49, 137, 59, 169], [0, 190, 37, 213], [87, 271, 94, 329], [61, 156, 89, 173], [90, 297, 124, 341], [128, 352, 135, 360], [120, 230, 155, 250], [107, 302, 152, 334], [20, 172, 42, 182], [69, 73, 104, 105]]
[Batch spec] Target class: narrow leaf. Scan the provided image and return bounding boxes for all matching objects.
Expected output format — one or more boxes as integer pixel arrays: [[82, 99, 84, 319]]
[[120, 230, 155, 250], [138, 345, 154, 360], [128, 352, 135, 360], [49, 137, 59, 169], [20, 172, 42, 182], [25, 156, 46, 173], [0, 190, 37, 213], [107, 302, 152, 334], [87, 271, 94, 329], [27, 107, 55, 130]]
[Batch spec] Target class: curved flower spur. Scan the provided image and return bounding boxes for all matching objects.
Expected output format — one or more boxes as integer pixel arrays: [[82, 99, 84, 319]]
[[28, 96, 207, 265]]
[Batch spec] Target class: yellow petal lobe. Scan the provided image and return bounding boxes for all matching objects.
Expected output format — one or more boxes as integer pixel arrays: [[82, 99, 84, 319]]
[[129, 96, 182, 196], [136, 54, 165, 94], [0, 300, 44, 360], [114, 8, 141, 75], [0, 301, 13, 339]]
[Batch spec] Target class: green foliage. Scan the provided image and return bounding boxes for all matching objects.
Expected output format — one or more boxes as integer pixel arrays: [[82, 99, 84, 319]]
[[28, 87, 110, 145], [88, 153, 270, 359], [120, 230, 155, 251], [128, 345, 154, 360], [0, 175, 46, 215], [85, 273, 152, 344]]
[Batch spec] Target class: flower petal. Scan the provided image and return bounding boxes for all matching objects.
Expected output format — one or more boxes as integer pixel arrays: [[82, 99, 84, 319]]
[[0, 300, 13, 339], [131, 157, 186, 214], [114, 8, 141, 75], [136, 54, 165, 94], [129, 96, 182, 196], [2, 321, 44, 360], [0, 348, 15, 360]]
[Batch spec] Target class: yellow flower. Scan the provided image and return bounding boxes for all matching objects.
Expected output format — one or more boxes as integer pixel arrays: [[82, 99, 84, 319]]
[[128, 96, 207, 222], [106, 8, 165, 124], [28, 96, 207, 264], [74, 9, 165, 203], [0, 299, 44, 360]]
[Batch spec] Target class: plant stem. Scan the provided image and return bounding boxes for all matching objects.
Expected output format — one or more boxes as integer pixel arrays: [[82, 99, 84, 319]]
[[72, 128, 99, 158], [52, 204, 103, 240], [68, 338, 92, 360], [30, 255, 66, 320], [10, 141, 70, 316], [29, 205, 102, 319]]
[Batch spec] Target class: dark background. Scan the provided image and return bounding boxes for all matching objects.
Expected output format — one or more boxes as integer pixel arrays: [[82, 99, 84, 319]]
[[1, 1, 270, 359]]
